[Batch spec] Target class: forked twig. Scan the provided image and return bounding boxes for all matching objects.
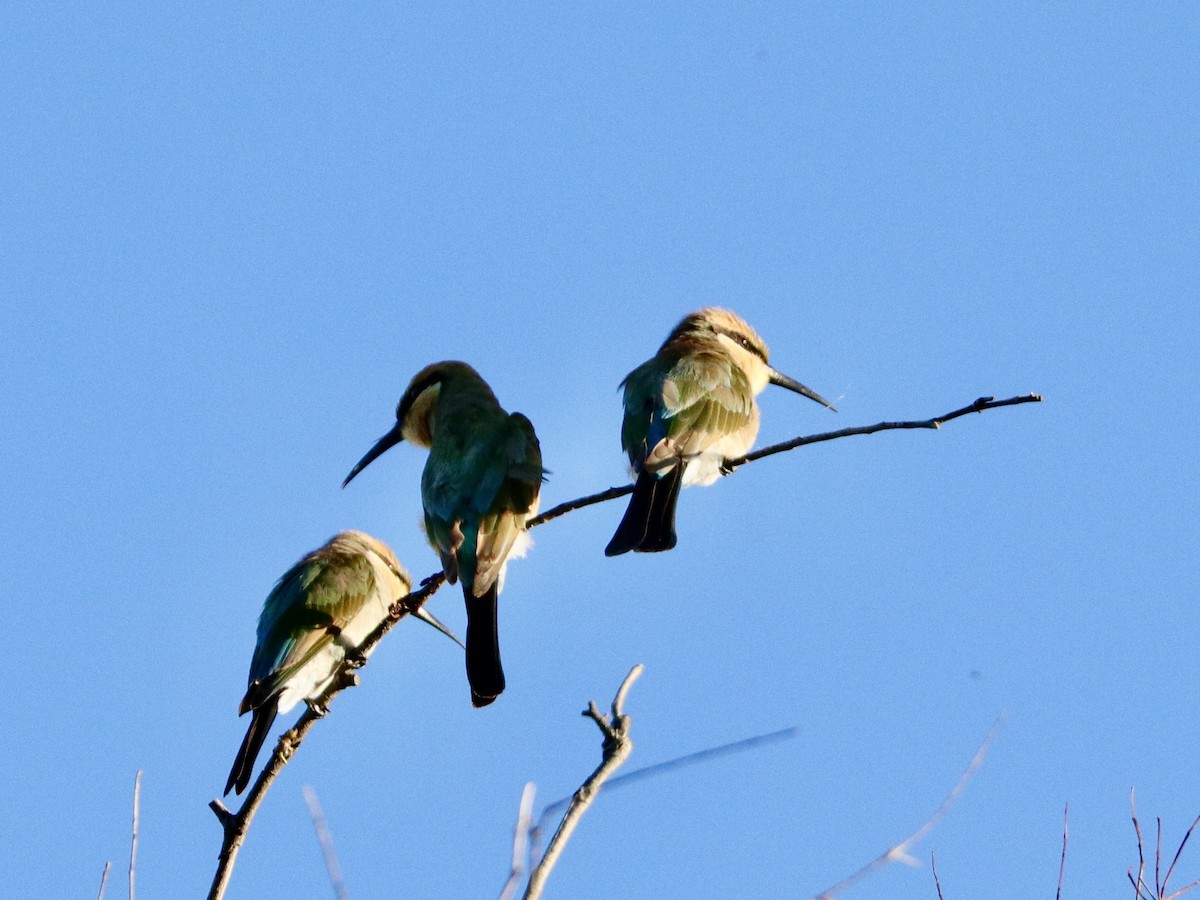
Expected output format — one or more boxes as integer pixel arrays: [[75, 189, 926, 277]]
[[1128, 789, 1200, 900], [523, 665, 645, 900], [810, 714, 1005, 900]]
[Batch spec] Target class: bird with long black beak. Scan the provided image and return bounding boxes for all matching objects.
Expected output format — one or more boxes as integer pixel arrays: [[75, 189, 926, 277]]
[[606, 307, 835, 556], [343, 362, 544, 707]]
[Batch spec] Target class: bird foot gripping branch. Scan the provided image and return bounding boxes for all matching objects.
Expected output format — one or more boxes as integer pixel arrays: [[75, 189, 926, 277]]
[[305, 697, 331, 718]]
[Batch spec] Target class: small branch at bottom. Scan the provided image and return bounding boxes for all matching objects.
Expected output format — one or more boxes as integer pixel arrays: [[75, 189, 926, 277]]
[[523, 664, 645, 900]]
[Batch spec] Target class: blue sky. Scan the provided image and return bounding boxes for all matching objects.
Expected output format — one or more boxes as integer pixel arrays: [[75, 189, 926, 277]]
[[2, 3, 1197, 898]]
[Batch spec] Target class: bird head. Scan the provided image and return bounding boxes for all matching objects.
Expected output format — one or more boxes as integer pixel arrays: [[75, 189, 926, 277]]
[[342, 361, 494, 487], [681, 307, 837, 411], [335, 530, 413, 593]]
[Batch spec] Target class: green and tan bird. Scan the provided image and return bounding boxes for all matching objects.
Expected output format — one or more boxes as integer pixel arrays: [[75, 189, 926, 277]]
[[606, 307, 835, 556], [343, 361, 544, 708], [225, 530, 413, 796]]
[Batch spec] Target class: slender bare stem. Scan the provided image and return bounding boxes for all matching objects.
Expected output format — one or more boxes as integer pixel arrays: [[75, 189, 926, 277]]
[[129, 770, 141, 900], [1132, 796, 1150, 898], [1152, 816, 1161, 900], [208, 391, 1041, 894], [1164, 816, 1200, 899], [1126, 790, 1200, 900], [1128, 790, 1200, 900], [523, 665, 644, 900], [303, 785, 351, 900], [534, 726, 796, 832], [97, 861, 111, 900], [931, 853, 944, 900], [1057, 803, 1069, 900], [499, 783, 537, 900], [530, 393, 1042, 527], [810, 714, 1005, 900]]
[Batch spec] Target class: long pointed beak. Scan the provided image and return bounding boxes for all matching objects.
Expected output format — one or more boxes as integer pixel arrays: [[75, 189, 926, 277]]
[[412, 605, 465, 649], [769, 368, 838, 412], [342, 422, 404, 488]]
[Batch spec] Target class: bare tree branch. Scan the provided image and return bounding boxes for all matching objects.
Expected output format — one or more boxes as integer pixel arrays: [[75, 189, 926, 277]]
[[499, 783, 537, 900], [1128, 790, 1200, 900], [129, 769, 141, 900], [534, 726, 797, 833], [1058, 802, 1069, 900], [931, 853, 945, 900], [809, 714, 1005, 900], [1163, 817, 1200, 899], [97, 861, 111, 900], [303, 785, 351, 900], [523, 664, 645, 900], [529, 393, 1042, 527], [207, 391, 1040, 894]]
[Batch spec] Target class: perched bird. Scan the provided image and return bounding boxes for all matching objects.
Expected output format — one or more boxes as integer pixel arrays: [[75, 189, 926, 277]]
[[225, 530, 413, 796], [606, 307, 835, 556], [343, 361, 544, 708]]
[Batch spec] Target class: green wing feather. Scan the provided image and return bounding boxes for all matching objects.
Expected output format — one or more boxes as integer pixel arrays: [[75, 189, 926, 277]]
[[473, 412, 543, 595], [623, 349, 755, 468], [243, 550, 377, 711]]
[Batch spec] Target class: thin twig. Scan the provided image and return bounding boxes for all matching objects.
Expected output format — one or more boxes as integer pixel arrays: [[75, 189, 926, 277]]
[[1057, 803, 1069, 900], [97, 861, 111, 900], [527, 485, 634, 528], [524, 664, 645, 900], [129, 769, 141, 900], [207, 392, 1040, 894], [1128, 787, 1195, 900], [733, 394, 1042, 467], [1160, 818, 1166, 899], [931, 852, 945, 900], [535, 726, 797, 831], [1164, 817, 1200, 899], [303, 785, 351, 900], [810, 714, 1005, 900], [1132, 790, 1149, 898], [499, 783, 537, 900], [529, 393, 1042, 527], [1127, 791, 1200, 900]]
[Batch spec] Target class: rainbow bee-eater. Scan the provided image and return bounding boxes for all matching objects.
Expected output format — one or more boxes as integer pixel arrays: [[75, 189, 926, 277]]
[[606, 307, 835, 557], [225, 530, 417, 796], [342, 361, 544, 708]]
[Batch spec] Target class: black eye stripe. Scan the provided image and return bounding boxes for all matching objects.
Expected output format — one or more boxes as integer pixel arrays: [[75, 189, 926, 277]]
[[716, 326, 767, 363]]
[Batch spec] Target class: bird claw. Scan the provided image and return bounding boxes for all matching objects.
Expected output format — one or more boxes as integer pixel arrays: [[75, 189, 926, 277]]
[[344, 649, 368, 669], [279, 729, 300, 761], [719, 458, 737, 476], [305, 698, 331, 717]]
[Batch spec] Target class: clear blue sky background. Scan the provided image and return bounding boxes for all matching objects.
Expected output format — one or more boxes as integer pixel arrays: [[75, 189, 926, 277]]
[[3, 3, 1196, 898]]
